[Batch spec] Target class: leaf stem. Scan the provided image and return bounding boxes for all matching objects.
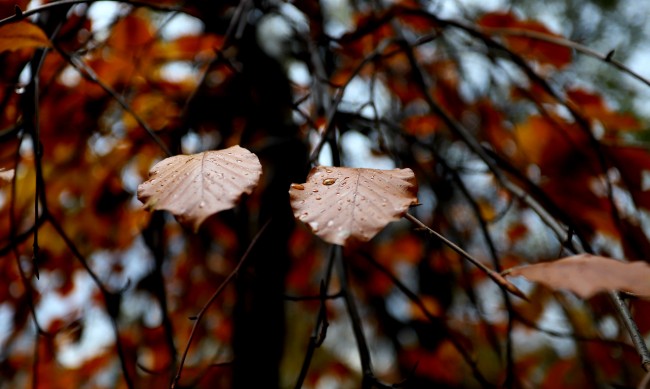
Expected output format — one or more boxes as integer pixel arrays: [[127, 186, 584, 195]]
[[294, 246, 337, 389], [611, 291, 650, 371], [336, 246, 392, 389]]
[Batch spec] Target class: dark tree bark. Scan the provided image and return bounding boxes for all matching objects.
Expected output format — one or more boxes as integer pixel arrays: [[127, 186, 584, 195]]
[[231, 11, 309, 389]]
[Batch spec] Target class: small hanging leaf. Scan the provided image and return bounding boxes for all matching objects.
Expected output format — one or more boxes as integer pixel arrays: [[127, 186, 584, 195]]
[[290, 166, 418, 246], [137, 146, 261, 232], [0, 21, 51, 53], [504, 254, 650, 299]]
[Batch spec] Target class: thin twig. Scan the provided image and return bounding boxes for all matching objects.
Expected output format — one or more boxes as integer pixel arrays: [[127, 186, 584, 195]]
[[404, 213, 527, 300], [308, 41, 389, 164], [54, 47, 172, 157], [336, 246, 392, 389], [441, 160, 516, 387], [611, 292, 650, 371], [481, 26, 650, 88], [0, 0, 182, 28], [283, 292, 343, 301], [47, 215, 134, 388], [294, 245, 338, 389], [171, 219, 271, 389], [361, 252, 496, 388]]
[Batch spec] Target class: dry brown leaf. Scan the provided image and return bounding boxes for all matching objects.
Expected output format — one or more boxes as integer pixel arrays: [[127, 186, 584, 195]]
[[137, 146, 261, 232], [290, 166, 418, 246], [0, 21, 51, 53], [506, 254, 650, 299]]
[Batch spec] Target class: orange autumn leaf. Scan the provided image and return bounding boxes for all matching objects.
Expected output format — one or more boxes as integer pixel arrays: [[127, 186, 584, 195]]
[[403, 115, 439, 136], [108, 13, 154, 50], [567, 88, 639, 131], [478, 11, 572, 68], [0, 21, 50, 53], [506, 223, 528, 243]]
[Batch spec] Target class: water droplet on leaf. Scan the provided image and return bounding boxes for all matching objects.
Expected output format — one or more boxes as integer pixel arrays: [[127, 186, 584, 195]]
[[323, 178, 337, 185], [291, 184, 305, 190]]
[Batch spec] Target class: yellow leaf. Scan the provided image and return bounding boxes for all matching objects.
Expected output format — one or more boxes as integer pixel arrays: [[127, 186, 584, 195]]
[[0, 21, 50, 53]]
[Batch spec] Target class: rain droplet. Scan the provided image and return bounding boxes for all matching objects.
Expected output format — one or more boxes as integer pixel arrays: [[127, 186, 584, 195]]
[[325, 169, 333, 173], [237, 159, 242, 163], [312, 189, 319, 193], [291, 184, 305, 190], [14, 85, 25, 94], [315, 196, 322, 200], [199, 201, 205, 208], [327, 220, 334, 227], [323, 178, 336, 185]]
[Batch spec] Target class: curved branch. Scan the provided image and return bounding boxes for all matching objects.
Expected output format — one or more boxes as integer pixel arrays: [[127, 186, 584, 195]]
[[171, 219, 271, 389]]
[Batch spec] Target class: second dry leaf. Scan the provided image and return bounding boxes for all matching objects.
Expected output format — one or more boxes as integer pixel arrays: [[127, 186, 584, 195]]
[[505, 254, 650, 299], [137, 145, 262, 232], [289, 166, 418, 246]]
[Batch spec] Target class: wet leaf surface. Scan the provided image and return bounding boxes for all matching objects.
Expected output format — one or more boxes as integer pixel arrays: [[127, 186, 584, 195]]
[[137, 146, 261, 231], [289, 166, 418, 246]]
